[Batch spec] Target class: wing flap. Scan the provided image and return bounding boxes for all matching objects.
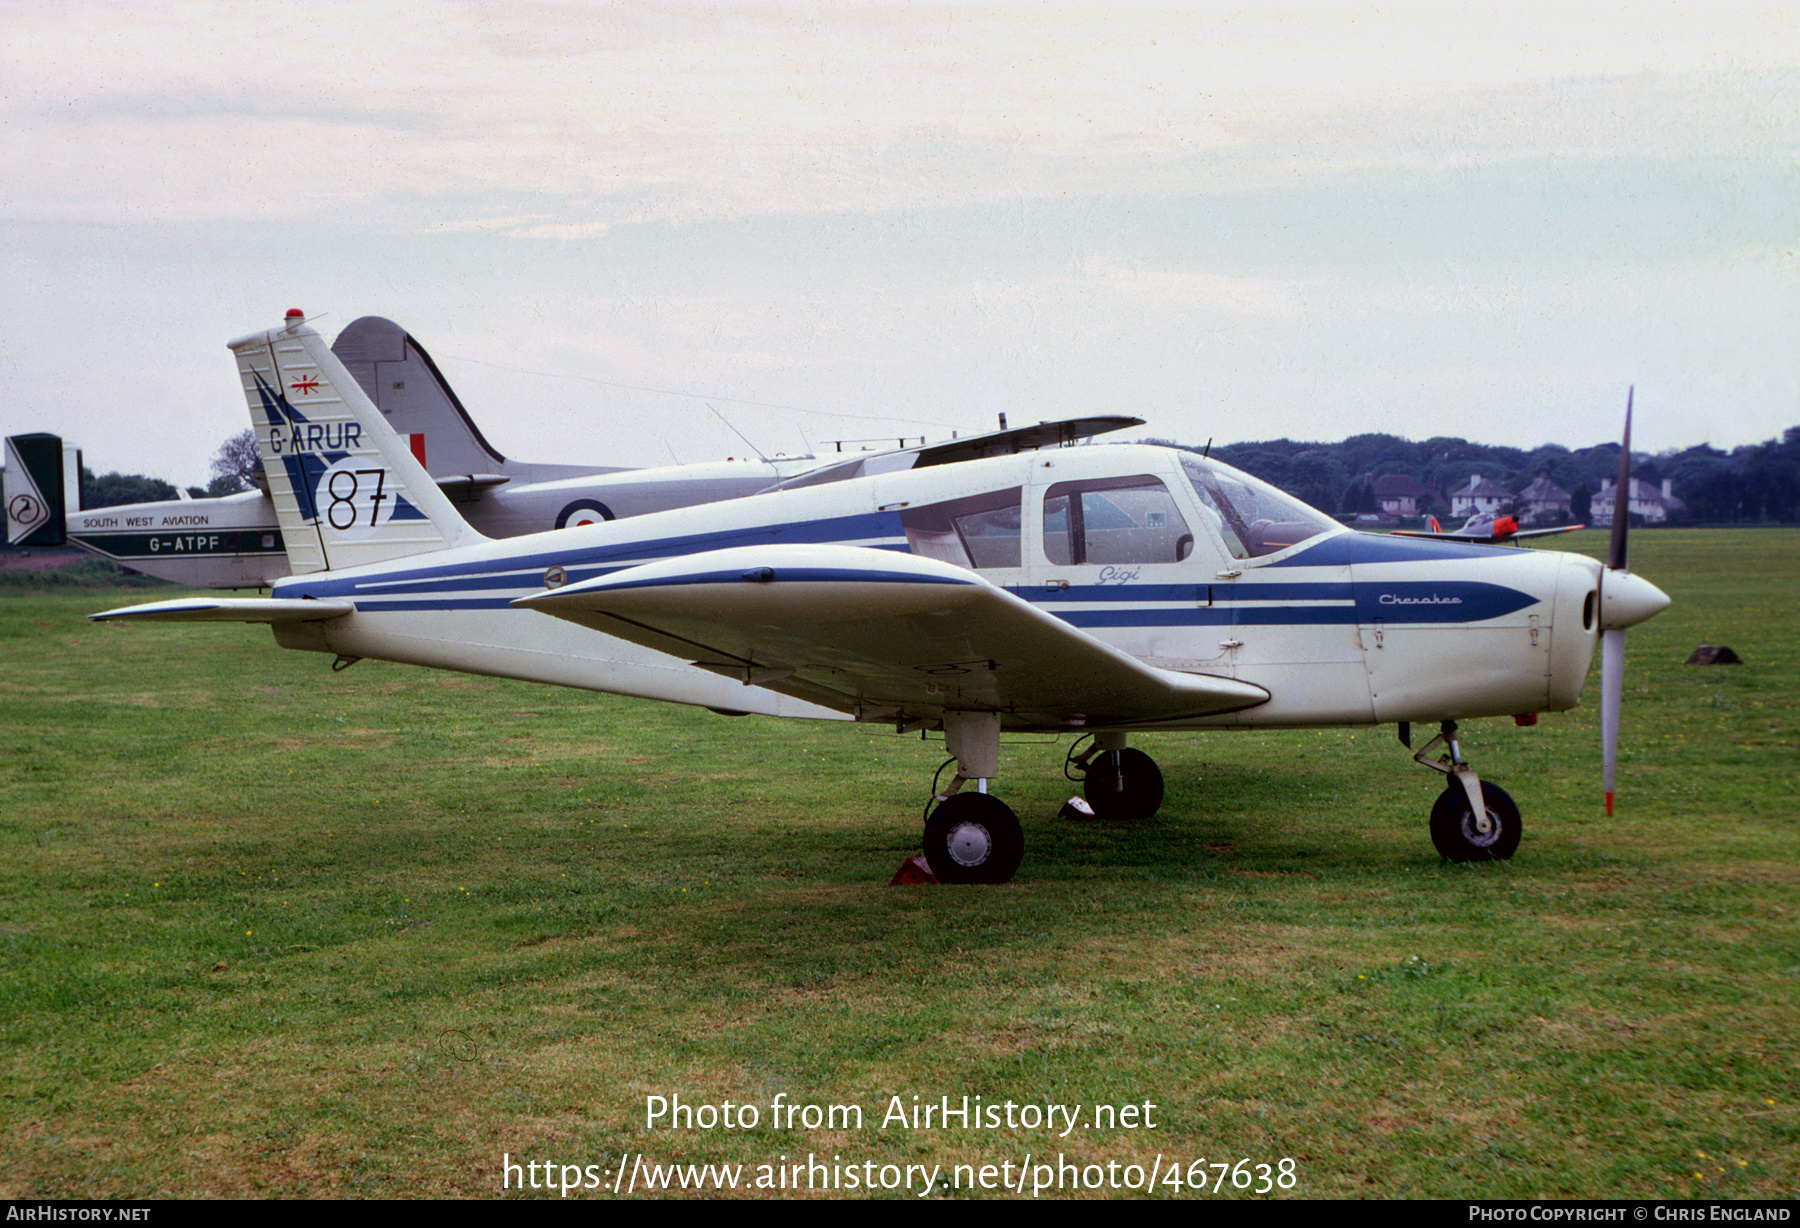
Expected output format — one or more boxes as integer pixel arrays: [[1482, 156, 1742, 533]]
[[514, 545, 1268, 727]]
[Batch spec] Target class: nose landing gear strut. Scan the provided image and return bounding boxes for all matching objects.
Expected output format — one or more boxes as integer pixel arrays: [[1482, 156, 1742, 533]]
[[1408, 720, 1521, 861]]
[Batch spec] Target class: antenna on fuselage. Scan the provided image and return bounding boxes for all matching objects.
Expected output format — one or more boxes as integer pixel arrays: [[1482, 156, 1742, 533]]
[[707, 403, 770, 463], [1202, 437, 1213, 459]]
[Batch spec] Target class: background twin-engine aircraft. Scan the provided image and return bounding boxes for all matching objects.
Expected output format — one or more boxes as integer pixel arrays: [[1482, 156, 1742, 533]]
[[8, 315, 1137, 588], [91, 312, 1671, 883]]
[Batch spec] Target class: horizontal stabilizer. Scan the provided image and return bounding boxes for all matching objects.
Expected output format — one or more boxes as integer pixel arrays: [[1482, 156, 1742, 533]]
[[514, 544, 1268, 728], [89, 598, 355, 624]]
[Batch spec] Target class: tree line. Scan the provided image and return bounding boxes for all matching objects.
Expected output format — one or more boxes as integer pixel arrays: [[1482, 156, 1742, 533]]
[[79, 430, 259, 509], [1160, 426, 1800, 525]]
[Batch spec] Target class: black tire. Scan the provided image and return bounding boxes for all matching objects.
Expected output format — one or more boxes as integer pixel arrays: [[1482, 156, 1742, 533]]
[[1430, 780, 1522, 861], [923, 794, 1024, 884], [1082, 747, 1165, 820]]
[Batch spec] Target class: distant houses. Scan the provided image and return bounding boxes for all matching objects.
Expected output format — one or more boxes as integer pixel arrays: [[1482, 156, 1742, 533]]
[[1443, 472, 1581, 527], [1360, 470, 1661, 527], [1447, 474, 1515, 520], [1514, 476, 1574, 526], [1590, 477, 1685, 526], [1371, 474, 1433, 517]]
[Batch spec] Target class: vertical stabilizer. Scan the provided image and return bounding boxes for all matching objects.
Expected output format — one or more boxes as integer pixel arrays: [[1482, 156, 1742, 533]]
[[331, 316, 508, 475], [230, 312, 487, 574], [4, 433, 67, 546]]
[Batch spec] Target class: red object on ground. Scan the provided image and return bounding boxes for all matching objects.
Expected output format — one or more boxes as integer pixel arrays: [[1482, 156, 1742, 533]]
[[888, 854, 939, 886]]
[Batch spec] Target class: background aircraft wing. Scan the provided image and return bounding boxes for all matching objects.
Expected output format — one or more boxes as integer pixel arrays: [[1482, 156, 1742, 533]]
[[514, 544, 1267, 728], [1390, 523, 1584, 545], [772, 415, 1145, 491]]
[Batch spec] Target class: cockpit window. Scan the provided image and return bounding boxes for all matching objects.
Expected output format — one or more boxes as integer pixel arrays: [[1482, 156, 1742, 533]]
[[1179, 454, 1337, 559], [1042, 475, 1193, 566], [900, 487, 1022, 569]]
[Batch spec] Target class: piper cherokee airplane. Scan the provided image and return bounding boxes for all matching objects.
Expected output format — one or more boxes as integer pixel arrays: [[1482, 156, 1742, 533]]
[[1391, 511, 1584, 546], [92, 312, 1672, 882], [12, 315, 1139, 588]]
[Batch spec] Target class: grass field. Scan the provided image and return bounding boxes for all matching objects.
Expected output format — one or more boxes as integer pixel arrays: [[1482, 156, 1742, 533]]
[[2, 529, 1795, 1198]]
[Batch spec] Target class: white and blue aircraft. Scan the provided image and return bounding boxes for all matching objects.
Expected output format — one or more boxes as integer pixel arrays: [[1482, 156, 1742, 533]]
[[94, 312, 1672, 882]]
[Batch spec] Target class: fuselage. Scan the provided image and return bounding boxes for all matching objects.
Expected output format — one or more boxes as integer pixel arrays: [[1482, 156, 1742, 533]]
[[267, 443, 1606, 731]]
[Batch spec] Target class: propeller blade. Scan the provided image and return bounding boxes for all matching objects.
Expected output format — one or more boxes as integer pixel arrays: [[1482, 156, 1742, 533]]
[[1603, 389, 1634, 814], [1601, 627, 1625, 815], [1609, 387, 1633, 572]]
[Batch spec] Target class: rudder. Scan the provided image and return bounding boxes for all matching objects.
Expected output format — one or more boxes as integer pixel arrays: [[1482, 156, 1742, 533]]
[[230, 311, 486, 574], [4, 433, 73, 546]]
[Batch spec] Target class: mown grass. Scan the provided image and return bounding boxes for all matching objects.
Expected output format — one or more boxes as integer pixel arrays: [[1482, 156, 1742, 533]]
[[1, 529, 1794, 1198]]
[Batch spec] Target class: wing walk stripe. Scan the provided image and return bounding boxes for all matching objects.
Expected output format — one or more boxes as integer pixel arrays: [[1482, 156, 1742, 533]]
[[1056, 608, 1360, 628]]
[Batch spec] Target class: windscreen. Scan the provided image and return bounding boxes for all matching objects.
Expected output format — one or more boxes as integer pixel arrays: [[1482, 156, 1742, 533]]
[[1178, 454, 1338, 559]]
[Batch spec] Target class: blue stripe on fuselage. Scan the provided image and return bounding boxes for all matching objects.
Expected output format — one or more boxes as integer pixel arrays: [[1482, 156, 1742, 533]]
[[275, 510, 911, 600], [587, 565, 978, 592], [1019, 581, 1352, 603], [1053, 606, 1355, 628], [1044, 579, 1535, 627]]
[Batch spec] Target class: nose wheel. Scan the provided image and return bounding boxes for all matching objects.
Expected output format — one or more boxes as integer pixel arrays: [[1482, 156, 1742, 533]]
[[1429, 779, 1521, 861], [1409, 720, 1523, 861]]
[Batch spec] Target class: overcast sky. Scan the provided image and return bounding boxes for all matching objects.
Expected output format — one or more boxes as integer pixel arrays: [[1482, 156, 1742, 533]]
[[2, 1, 1796, 487]]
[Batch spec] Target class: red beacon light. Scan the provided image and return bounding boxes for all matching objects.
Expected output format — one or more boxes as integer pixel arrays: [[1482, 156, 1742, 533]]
[[285, 308, 305, 322]]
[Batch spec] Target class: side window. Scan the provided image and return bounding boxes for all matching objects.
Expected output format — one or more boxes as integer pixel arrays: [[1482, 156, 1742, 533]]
[[899, 487, 1022, 570], [1042, 475, 1193, 566]]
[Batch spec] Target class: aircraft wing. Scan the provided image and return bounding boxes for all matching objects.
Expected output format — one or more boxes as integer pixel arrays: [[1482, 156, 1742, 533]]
[[513, 544, 1268, 728], [90, 598, 355, 623]]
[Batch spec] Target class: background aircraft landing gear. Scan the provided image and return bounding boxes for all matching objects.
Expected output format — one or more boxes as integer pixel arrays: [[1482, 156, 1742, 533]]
[[924, 793, 1024, 883], [1411, 720, 1521, 861], [1429, 780, 1521, 861], [1071, 734, 1165, 820]]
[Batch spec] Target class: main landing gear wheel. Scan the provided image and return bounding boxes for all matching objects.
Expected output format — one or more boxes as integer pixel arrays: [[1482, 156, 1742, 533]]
[[923, 793, 1024, 884], [1082, 748, 1165, 821], [1429, 780, 1522, 862]]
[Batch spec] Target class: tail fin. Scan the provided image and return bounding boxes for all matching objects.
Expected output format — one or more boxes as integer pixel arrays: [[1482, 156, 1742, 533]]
[[4, 433, 75, 546], [230, 312, 487, 574], [330, 316, 507, 475]]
